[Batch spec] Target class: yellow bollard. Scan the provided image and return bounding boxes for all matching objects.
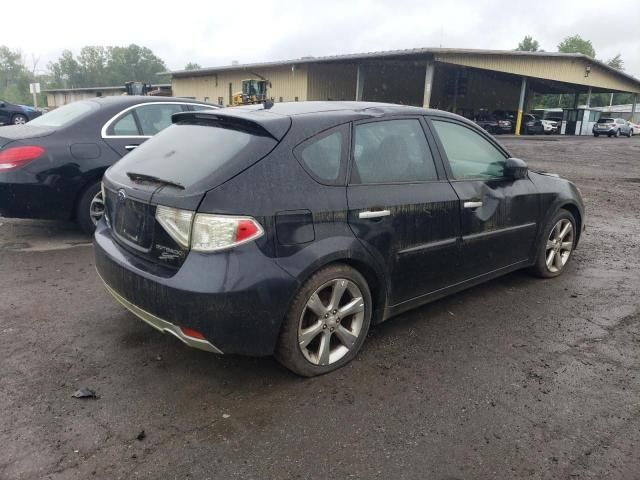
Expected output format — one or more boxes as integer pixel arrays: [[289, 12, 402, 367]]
[[515, 110, 523, 136]]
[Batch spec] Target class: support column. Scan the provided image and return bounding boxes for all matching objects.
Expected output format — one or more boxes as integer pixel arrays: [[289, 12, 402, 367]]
[[515, 77, 527, 136], [586, 87, 592, 107], [573, 92, 580, 109], [632, 94, 638, 122], [452, 69, 460, 114], [422, 60, 435, 109], [355, 64, 364, 101]]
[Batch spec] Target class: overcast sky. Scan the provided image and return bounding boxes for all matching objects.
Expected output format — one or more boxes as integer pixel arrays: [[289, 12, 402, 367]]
[[2, 0, 639, 78]]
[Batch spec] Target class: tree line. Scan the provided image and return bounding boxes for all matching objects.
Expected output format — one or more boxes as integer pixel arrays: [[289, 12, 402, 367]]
[[0, 44, 183, 106]]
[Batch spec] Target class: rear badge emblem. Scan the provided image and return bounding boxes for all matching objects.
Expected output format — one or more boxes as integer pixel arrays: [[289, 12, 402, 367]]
[[117, 189, 126, 203]]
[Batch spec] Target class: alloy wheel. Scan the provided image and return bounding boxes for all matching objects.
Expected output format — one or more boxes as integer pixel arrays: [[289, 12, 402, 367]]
[[89, 191, 105, 226], [545, 219, 574, 273], [298, 278, 365, 366], [13, 116, 26, 125]]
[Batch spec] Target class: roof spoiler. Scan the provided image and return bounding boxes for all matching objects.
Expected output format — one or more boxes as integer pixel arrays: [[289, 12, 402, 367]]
[[171, 110, 291, 141]]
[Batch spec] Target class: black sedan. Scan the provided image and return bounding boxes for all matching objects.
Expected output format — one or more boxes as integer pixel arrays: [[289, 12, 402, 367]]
[[95, 101, 585, 376], [0, 99, 42, 125], [0, 96, 216, 234]]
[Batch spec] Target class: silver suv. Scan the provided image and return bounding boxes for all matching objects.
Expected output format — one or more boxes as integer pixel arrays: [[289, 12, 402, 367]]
[[593, 117, 634, 138]]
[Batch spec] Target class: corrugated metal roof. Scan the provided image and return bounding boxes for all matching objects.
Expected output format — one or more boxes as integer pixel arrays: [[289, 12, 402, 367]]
[[165, 47, 640, 88]]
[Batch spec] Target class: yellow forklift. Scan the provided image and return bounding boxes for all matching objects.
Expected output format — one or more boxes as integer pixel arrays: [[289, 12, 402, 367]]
[[231, 78, 269, 106]]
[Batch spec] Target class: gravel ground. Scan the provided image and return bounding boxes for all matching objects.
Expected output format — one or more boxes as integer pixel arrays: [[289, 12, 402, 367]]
[[1, 136, 639, 480]]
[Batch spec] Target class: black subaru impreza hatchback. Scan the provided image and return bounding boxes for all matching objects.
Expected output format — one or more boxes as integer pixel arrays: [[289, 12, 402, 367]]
[[95, 102, 584, 376]]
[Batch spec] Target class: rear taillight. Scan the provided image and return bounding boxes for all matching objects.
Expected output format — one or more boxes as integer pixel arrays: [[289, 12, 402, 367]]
[[154, 205, 264, 253], [0, 146, 45, 171], [191, 214, 264, 252], [155, 205, 194, 248]]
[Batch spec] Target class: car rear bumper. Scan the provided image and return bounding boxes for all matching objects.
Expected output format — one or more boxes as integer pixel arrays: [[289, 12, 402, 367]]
[[98, 272, 223, 354], [94, 221, 299, 356], [593, 128, 615, 135]]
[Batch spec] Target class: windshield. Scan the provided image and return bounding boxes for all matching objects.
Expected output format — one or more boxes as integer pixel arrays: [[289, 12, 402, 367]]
[[29, 100, 98, 128]]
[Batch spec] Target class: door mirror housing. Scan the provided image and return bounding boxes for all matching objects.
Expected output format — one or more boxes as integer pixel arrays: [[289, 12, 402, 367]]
[[505, 157, 528, 180]]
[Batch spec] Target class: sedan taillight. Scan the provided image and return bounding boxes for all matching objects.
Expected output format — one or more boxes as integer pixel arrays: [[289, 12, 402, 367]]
[[0, 146, 45, 171]]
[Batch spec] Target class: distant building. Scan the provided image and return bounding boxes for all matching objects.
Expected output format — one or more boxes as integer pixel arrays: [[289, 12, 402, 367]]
[[43, 84, 172, 108], [164, 47, 640, 135]]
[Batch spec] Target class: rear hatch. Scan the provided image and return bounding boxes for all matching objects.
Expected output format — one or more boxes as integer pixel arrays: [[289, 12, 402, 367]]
[[102, 110, 290, 270], [597, 118, 614, 129]]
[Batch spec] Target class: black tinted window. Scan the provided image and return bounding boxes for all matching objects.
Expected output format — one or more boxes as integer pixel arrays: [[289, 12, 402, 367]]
[[300, 130, 343, 182], [432, 120, 506, 179], [352, 119, 437, 184], [108, 123, 277, 192]]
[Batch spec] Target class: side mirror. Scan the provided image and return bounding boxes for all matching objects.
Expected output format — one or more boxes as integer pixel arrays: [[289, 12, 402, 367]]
[[505, 157, 528, 180], [0, 102, 5, 108]]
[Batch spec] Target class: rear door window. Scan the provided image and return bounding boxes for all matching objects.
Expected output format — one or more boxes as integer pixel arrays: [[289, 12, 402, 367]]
[[112, 112, 140, 136], [135, 103, 185, 136], [351, 119, 438, 184]]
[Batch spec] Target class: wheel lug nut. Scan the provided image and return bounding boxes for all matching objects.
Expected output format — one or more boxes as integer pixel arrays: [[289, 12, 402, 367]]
[[323, 324, 327, 329], [336, 318, 340, 323], [324, 313, 329, 318], [330, 327, 334, 332], [332, 310, 337, 314]]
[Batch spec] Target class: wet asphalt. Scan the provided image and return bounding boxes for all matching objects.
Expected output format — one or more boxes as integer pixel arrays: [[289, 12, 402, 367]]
[[1, 135, 639, 480]]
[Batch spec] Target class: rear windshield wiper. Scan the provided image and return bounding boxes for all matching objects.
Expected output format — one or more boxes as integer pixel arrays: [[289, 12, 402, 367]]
[[126, 172, 185, 190]]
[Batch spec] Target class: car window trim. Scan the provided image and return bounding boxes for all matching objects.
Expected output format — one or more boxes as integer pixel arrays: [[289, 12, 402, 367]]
[[425, 115, 511, 182], [101, 102, 213, 139], [347, 115, 444, 186]]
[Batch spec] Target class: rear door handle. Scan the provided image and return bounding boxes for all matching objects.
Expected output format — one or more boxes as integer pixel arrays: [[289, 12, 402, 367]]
[[359, 210, 391, 219], [124, 145, 139, 151], [463, 201, 483, 209]]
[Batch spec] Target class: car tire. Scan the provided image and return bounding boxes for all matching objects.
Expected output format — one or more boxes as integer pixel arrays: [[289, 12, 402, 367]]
[[627, 130, 633, 138], [615, 129, 621, 138], [275, 263, 373, 377], [530, 209, 577, 279], [593, 133, 599, 137], [76, 182, 104, 236], [12, 114, 28, 125]]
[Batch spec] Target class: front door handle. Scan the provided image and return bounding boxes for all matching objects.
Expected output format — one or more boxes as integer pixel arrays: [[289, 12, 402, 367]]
[[124, 145, 139, 151], [359, 210, 391, 219], [463, 201, 483, 209]]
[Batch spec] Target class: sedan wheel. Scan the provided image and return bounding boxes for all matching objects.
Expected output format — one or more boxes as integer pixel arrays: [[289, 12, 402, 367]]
[[89, 191, 105, 226], [544, 218, 574, 274], [12, 114, 27, 125], [298, 278, 365, 366]]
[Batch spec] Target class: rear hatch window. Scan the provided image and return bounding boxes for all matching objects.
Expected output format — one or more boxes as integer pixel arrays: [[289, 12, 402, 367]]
[[597, 118, 614, 124], [107, 121, 278, 196]]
